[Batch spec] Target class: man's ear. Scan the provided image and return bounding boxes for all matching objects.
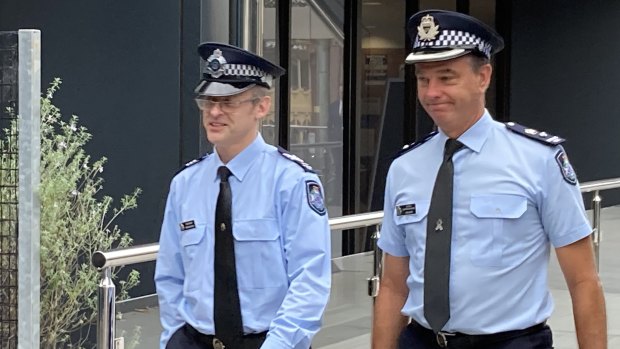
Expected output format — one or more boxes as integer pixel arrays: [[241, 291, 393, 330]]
[[479, 63, 493, 92]]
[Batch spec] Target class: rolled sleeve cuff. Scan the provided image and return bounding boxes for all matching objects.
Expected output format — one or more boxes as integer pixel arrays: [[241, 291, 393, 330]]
[[377, 238, 409, 257], [261, 335, 293, 349], [550, 223, 593, 248]]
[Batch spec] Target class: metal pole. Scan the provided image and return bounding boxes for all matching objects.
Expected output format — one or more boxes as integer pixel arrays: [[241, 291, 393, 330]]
[[239, 0, 253, 50], [367, 224, 382, 301], [17, 28, 41, 349], [256, 0, 265, 56], [591, 190, 602, 272], [97, 268, 116, 349]]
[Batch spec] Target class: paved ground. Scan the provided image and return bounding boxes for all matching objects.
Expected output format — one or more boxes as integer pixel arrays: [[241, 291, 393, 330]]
[[115, 206, 620, 349]]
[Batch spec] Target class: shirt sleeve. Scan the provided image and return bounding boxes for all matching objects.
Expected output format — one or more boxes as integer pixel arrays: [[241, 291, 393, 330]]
[[154, 181, 186, 348], [540, 146, 592, 248], [377, 167, 409, 257], [261, 173, 331, 349]]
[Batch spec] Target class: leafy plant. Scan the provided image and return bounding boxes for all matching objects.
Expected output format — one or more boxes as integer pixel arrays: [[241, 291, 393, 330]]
[[0, 78, 141, 348]]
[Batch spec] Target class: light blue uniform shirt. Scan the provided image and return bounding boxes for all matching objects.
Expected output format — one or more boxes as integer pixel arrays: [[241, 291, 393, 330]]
[[378, 111, 591, 334], [155, 134, 331, 349]]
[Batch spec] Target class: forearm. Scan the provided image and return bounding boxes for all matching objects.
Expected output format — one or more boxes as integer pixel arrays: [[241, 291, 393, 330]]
[[372, 286, 408, 349], [571, 279, 607, 349]]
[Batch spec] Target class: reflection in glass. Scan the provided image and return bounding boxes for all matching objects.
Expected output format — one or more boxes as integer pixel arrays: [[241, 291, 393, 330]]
[[263, 1, 344, 222]]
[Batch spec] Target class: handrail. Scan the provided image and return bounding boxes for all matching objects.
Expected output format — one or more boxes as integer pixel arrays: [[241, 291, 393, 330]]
[[92, 243, 158, 269], [580, 177, 620, 192], [578, 176, 620, 272], [93, 177, 620, 348], [92, 212, 384, 270]]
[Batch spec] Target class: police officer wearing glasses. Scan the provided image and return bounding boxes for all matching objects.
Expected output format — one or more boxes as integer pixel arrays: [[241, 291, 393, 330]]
[[155, 42, 331, 349], [372, 10, 607, 349]]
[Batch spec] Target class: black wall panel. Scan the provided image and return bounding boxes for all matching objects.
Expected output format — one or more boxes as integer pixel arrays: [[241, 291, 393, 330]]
[[510, 1, 620, 201], [0, 0, 201, 295]]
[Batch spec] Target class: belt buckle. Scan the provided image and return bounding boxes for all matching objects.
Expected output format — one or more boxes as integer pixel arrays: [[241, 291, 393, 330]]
[[436, 331, 455, 348], [212, 338, 225, 349]]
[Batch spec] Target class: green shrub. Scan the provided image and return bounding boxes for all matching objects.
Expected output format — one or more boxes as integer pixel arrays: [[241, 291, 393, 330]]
[[1, 78, 141, 348]]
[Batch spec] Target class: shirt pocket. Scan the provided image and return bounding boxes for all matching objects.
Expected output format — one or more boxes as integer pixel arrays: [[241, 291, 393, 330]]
[[394, 200, 430, 269], [469, 194, 527, 267], [233, 219, 285, 289], [179, 223, 207, 292]]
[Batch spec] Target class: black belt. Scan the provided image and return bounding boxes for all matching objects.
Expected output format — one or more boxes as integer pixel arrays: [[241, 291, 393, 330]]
[[184, 324, 267, 349], [408, 321, 548, 348]]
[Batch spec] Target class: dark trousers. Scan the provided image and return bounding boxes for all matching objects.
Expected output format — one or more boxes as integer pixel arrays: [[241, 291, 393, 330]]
[[166, 324, 266, 349], [398, 322, 554, 349]]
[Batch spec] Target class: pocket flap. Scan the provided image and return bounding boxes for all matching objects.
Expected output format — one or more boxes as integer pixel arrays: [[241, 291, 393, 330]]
[[180, 227, 205, 246], [233, 219, 279, 241], [393, 200, 430, 224], [470, 194, 527, 218]]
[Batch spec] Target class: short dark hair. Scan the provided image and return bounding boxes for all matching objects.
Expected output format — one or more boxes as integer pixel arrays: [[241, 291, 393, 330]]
[[468, 54, 490, 72], [251, 86, 269, 98]]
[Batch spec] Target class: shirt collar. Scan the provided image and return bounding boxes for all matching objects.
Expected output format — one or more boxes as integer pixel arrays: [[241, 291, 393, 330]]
[[437, 109, 493, 153], [212, 133, 267, 182]]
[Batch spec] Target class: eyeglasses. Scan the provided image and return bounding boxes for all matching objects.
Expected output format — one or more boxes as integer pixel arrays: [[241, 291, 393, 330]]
[[195, 97, 260, 112]]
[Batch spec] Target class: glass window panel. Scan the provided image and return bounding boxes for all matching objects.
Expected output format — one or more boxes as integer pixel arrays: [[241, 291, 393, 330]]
[[286, 0, 344, 223], [261, 2, 279, 145], [358, 0, 406, 231]]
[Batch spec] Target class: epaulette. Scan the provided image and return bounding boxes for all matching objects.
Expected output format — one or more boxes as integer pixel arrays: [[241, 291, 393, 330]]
[[277, 146, 315, 173], [175, 154, 208, 175], [505, 122, 565, 146], [396, 131, 438, 158]]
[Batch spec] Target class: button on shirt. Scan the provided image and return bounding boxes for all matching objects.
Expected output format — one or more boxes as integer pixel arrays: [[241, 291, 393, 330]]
[[155, 134, 331, 349], [378, 110, 591, 334]]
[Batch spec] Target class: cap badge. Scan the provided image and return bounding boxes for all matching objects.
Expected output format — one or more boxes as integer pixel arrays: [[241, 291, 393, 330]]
[[417, 14, 439, 41], [206, 49, 227, 78]]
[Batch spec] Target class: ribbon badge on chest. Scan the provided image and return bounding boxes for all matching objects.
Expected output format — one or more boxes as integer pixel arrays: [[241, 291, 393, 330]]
[[435, 218, 444, 232]]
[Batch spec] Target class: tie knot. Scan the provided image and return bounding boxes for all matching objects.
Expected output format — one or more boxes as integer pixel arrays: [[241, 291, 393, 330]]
[[218, 166, 232, 182], [444, 139, 464, 159]]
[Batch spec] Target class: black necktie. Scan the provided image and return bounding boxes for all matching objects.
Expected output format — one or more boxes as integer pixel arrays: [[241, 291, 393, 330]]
[[213, 166, 243, 345], [424, 139, 464, 333]]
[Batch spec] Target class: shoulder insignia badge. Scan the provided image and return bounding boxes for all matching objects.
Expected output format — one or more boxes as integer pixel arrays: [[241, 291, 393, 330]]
[[175, 154, 208, 175], [306, 180, 326, 215], [396, 131, 438, 158], [555, 150, 577, 185], [505, 122, 565, 146], [277, 147, 315, 173]]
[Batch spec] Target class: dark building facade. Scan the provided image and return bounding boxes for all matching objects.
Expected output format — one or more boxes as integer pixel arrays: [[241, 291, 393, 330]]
[[1, 0, 618, 298]]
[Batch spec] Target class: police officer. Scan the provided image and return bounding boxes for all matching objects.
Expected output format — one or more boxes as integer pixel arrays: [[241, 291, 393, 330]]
[[155, 42, 331, 349], [372, 10, 607, 349]]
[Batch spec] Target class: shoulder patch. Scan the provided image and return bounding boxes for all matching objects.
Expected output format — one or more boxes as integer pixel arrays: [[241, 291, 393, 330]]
[[277, 147, 315, 173], [396, 131, 438, 158], [306, 180, 326, 215], [176, 154, 208, 175], [555, 150, 577, 185], [505, 122, 565, 146]]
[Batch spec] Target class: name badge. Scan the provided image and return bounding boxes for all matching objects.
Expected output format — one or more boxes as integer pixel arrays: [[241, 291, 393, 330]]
[[180, 220, 196, 231], [396, 204, 416, 216]]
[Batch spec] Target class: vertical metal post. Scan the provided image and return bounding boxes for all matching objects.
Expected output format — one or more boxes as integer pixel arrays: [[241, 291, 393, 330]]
[[17, 28, 41, 349], [256, 0, 265, 55], [234, 0, 257, 51], [97, 268, 116, 349], [367, 224, 382, 301], [591, 190, 602, 272]]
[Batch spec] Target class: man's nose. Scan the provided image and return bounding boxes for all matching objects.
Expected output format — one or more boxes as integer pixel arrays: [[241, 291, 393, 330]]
[[208, 101, 225, 115], [423, 79, 442, 98]]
